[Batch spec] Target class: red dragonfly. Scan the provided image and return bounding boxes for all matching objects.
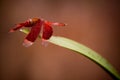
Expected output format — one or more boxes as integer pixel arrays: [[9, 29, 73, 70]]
[[10, 18, 66, 47]]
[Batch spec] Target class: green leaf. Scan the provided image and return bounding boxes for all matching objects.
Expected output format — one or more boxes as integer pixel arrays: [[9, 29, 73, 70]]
[[20, 29, 120, 80]]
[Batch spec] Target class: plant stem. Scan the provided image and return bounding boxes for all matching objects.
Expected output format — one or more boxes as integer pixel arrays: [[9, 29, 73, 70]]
[[20, 29, 120, 80], [49, 36, 120, 80]]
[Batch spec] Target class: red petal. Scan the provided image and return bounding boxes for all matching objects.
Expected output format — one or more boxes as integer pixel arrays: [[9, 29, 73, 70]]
[[42, 24, 53, 40], [23, 20, 43, 46]]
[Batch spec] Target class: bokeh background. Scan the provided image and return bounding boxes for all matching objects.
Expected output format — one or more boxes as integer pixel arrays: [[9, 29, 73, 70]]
[[0, 0, 120, 80]]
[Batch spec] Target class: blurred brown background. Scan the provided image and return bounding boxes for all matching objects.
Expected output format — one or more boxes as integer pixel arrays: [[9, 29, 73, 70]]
[[0, 0, 120, 80]]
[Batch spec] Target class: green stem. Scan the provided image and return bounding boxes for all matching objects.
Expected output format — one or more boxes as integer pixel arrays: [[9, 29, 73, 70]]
[[20, 29, 120, 80]]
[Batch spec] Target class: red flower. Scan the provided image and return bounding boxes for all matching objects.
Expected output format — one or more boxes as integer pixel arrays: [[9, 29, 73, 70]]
[[9, 18, 66, 47]]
